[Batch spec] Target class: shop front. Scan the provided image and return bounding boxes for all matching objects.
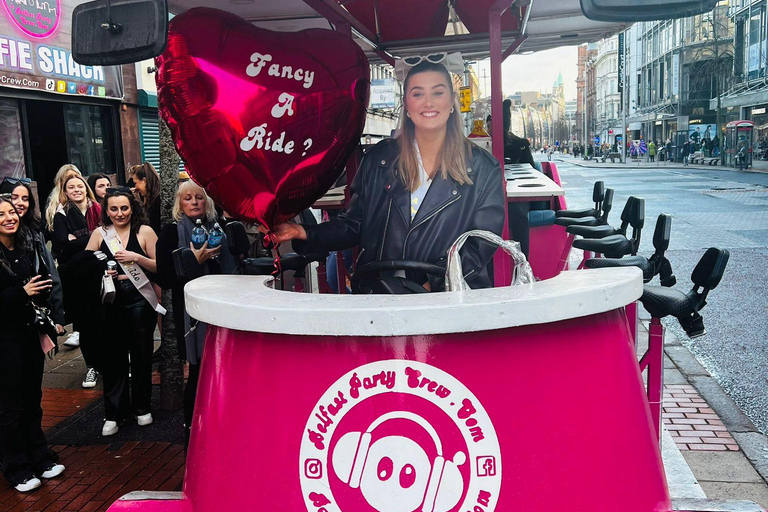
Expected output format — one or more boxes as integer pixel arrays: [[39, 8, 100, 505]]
[[747, 105, 768, 154], [0, 0, 130, 209]]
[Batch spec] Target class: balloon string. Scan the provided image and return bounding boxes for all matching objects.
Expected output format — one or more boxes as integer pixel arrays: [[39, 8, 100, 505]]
[[264, 231, 281, 276]]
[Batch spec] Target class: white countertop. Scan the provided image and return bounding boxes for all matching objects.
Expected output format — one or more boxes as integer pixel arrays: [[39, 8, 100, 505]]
[[184, 267, 642, 336], [505, 168, 564, 198]]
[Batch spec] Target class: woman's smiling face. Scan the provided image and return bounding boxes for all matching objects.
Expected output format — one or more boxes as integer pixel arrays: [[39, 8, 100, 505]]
[[65, 178, 87, 204], [404, 70, 454, 134], [0, 201, 20, 237], [10, 185, 29, 218]]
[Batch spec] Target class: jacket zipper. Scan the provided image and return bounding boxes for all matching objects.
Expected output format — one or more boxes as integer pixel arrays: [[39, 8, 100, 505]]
[[402, 194, 461, 258], [379, 199, 393, 260]]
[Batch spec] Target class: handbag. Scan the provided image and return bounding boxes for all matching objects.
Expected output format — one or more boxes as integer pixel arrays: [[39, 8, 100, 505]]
[[101, 271, 116, 303]]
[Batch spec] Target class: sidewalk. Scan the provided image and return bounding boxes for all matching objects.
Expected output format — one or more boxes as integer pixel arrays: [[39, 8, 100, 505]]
[[1, 326, 767, 511], [557, 153, 768, 173]]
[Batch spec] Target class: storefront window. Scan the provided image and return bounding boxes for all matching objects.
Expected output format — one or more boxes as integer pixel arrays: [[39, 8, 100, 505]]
[[63, 104, 116, 176], [0, 98, 27, 180]]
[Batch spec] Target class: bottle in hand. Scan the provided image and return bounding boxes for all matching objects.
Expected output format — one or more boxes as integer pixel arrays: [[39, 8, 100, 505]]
[[191, 219, 208, 249], [208, 222, 224, 250]]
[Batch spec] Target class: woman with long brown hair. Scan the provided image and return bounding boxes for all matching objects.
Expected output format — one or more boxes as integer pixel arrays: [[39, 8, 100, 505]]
[[272, 60, 505, 291], [128, 163, 162, 234]]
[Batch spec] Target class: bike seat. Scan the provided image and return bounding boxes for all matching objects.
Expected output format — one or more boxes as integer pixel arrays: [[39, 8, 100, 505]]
[[242, 257, 276, 275], [555, 207, 599, 219], [573, 234, 633, 258], [640, 286, 701, 334], [585, 255, 653, 282], [555, 216, 600, 227], [566, 224, 617, 239]]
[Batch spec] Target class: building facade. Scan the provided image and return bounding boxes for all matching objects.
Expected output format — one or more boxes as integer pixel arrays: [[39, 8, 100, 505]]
[[595, 35, 622, 145], [0, 0, 141, 209], [576, 43, 598, 144]]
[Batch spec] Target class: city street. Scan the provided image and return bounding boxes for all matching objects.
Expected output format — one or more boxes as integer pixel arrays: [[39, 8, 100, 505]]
[[554, 156, 768, 435]]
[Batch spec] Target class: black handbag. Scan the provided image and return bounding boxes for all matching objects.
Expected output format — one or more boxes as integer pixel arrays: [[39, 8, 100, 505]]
[[27, 237, 58, 341]]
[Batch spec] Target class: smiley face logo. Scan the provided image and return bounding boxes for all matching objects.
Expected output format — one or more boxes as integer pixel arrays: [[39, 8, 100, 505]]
[[299, 361, 501, 512]]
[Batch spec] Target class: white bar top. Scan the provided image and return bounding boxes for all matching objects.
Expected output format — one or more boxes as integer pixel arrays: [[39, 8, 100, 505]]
[[185, 267, 642, 336], [505, 169, 564, 198]]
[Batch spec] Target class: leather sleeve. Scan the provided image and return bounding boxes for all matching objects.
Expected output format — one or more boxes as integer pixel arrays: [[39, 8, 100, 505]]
[[298, 155, 369, 254], [460, 155, 506, 289], [38, 233, 66, 325]]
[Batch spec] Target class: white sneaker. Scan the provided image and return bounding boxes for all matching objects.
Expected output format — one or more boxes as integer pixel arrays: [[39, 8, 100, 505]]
[[82, 367, 98, 388], [15, 477, 41, 492], [39, 464, 65, 479], [63, 331, 80, 348], [102, 420, 118, 436], [137, 413, 153, 426]]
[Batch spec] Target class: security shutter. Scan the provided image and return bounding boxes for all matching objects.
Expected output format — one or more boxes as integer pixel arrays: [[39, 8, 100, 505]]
[[139, 108, 184, 171], [139, 108, 160, 169]]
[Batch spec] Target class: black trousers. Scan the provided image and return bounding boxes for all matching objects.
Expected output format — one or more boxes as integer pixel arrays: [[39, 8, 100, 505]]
[[101, 281, 156, 421], [508, 202, 531, 258], [0, 329, 57, 486], [183, 364, 200, 446]]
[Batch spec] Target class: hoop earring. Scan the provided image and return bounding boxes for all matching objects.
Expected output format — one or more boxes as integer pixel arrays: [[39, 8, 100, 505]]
[[407, 112, 411, 118], [450, 107, 455, 113]]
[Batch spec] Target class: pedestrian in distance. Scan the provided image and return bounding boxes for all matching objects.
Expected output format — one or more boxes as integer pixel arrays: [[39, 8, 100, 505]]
[[87, 173, 112, 205], [85, 188, 160, 437], [128, 163, 162, 235], [648, 140, 656, 162], [682, 140, 691, 166], [51, 174, 102, 389], [0, 196, 66, 493]]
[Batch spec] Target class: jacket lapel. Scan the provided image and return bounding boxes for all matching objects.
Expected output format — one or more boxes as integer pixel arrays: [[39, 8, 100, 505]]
[[411, 175, 459, 226], [385, 171, 411, 228]]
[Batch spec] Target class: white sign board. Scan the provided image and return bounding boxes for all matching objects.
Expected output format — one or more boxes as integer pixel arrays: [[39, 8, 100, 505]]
[[370, 79, 396, 109]]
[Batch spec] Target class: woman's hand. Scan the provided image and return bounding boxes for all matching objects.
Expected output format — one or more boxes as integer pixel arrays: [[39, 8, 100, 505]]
[[55, 324, 65, 335], [106, 269, 118, 278], [67, 234, 76, 241], [270, 223, 307, 244], [114, 250, 140, 264], [24, 275, 52, 297], [190, 242, 221, 265]]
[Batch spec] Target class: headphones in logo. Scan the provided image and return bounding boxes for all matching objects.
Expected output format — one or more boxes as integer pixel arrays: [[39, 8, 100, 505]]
[[332, 411, 466, 512]]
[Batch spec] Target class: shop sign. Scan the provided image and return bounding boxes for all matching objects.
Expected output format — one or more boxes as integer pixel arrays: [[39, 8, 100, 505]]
[[0, 0, 123, 99], [655, 121, 662, 126], [752, 107, 766, 115], [370, 78, 396, 109], [459, 86, 471, 113]]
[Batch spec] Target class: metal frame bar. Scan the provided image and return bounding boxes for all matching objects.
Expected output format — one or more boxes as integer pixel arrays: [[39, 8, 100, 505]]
[[639, 316, 664, 441]]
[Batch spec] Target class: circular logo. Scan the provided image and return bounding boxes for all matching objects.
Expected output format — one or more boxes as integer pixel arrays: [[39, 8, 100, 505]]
[[299, 360, 501, 512]]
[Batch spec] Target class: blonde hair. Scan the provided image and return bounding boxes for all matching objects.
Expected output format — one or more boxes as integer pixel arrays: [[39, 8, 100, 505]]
[[62, 174, 98, 205], [395, 62, 473, 192], [45, 164, 82, 230], [172, 180, 217, 222]]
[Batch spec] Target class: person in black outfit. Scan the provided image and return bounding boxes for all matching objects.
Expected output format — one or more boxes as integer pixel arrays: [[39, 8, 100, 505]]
[[85, 189, 159, 437], [129, 163, 162, 235], [87, 173, 112, 205], [272, 61, 505, 291], [156, 180, 238, 445], [0, 179, 65, 336], [0, 197, 65, 493], [51, 175, 102, 389]]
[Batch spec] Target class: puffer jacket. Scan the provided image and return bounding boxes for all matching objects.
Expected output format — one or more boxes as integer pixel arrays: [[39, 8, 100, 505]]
[[301, 138, 506, 289]]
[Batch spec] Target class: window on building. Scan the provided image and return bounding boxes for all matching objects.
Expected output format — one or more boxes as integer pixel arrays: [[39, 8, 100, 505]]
[[0, 98, 26, 180], [63, 104, 116, 177]]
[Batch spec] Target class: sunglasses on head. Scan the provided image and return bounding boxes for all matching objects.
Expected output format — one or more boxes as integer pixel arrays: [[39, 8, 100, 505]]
[[403, 52, 448, 67], [106, 186, 133, 195], [2, 177, 32, 186]]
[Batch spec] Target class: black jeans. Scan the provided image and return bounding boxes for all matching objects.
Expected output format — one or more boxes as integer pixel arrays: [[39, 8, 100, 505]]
[[0, 329, 58, 486], [101, 281, 156, 421]]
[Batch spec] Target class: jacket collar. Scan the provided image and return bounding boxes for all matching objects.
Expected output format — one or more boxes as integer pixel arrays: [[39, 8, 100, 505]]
[[384, 166, 460, 228]]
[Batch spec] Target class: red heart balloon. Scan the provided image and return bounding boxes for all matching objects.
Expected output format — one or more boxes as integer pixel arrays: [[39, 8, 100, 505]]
[[156, 8, 370, 229]]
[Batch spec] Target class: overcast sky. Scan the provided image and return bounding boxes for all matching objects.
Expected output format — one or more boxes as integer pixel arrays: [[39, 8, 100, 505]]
[[472, 45, 579, 101]]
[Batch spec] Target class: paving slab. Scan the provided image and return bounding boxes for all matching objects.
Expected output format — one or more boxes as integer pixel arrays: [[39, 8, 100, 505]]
[[664, 427, 707, 499], [732, 432, 768, 483], [672, 498, 766, 511], [696, 483, 768, 509], [682, 452, 765, 484], [666, 345, 710, 377]]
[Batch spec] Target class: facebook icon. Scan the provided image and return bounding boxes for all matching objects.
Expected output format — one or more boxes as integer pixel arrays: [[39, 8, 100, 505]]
[[477, 456, 497, 477]]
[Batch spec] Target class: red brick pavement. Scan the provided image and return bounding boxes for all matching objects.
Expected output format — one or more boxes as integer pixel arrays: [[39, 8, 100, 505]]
[[1, 388, 186, 511], [40, 389, 102, 431], [0, 442, 185, 512], [662, 384, 740, 452]]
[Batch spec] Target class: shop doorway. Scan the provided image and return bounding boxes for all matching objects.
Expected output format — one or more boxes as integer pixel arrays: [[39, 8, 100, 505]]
[[25, 100, 68, 208]]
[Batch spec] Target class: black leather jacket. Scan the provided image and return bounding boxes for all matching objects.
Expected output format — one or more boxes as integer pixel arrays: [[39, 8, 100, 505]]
[[301, 139, 506, 289]]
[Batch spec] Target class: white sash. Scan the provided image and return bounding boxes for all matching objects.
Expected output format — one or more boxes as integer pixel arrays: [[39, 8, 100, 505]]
[[102, 226, 166, 315]]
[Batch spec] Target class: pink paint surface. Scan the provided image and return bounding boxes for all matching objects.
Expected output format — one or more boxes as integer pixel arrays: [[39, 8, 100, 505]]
[[108, 307, 673, 511]]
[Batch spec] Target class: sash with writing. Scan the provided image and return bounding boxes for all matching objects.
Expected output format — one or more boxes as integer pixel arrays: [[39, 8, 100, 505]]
[[102, 226, 166, 315]]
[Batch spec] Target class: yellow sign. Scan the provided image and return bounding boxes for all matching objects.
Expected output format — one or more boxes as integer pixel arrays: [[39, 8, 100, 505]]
[[459, 86, 472, 113]]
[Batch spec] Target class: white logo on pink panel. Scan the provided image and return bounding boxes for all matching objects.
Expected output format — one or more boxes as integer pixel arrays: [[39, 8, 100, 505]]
[[299, 360, 501, 512]]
